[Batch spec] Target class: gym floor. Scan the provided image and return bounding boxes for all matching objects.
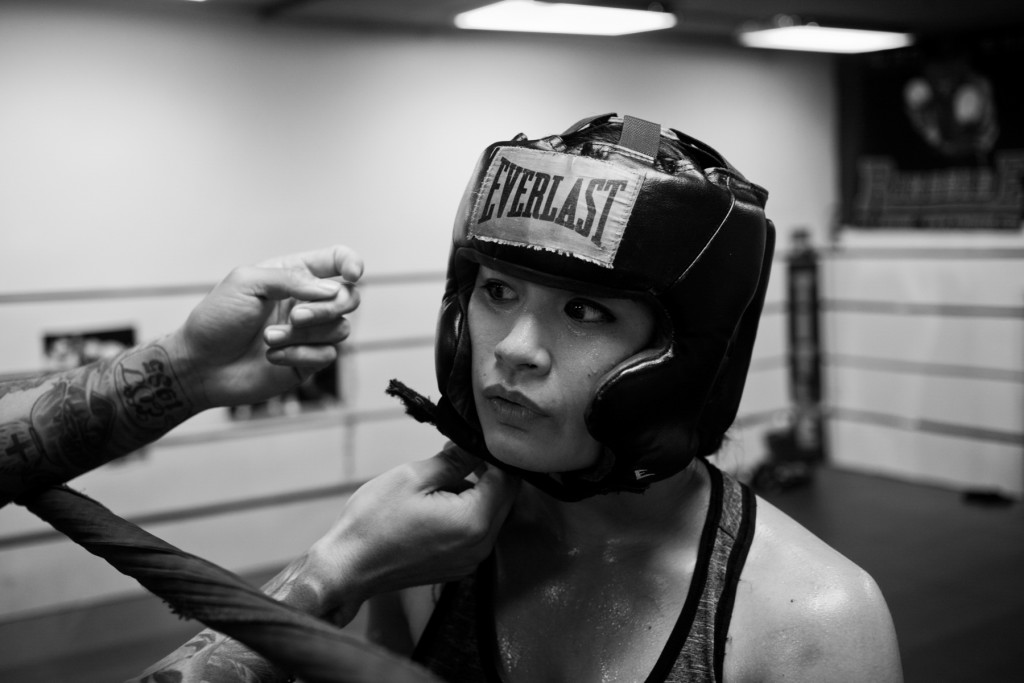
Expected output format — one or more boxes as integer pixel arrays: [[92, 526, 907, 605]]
[[764, 466, 1024, 683], [3, 466, 1022, 683]]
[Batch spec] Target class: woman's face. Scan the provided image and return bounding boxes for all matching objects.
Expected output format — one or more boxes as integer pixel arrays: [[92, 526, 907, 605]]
[[468, 264, 656, 473]]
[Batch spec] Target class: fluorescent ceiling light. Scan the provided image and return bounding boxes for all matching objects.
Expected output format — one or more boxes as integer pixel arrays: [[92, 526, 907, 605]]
[[738, 25, 914, 54], [455, 0, 677, 36]]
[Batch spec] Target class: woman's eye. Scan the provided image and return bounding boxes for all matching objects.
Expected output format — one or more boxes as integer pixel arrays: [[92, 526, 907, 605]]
[[482, 280, 516, 302], [565, 299, 614, 323]]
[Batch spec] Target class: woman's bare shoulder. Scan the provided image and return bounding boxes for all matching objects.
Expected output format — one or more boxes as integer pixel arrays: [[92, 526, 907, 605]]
[[724, 494, 903, 683]]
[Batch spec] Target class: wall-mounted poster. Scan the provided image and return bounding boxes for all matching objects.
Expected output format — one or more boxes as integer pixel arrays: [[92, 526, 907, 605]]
[[43, 326, 135, 371], [839, 34, 1024, 231], [228, 360, 340, 421]]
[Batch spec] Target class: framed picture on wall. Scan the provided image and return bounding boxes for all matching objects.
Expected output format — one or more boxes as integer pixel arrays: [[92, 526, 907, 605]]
[[228, 360, 341, 421], [839, 34, 1024, 231], [43, 326, 136, 372]]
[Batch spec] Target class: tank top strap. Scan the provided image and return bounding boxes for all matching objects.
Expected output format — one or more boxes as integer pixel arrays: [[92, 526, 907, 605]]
[[413, 568, 491, 681], [659, 461, 757, 683], [413, 460, 757, 683]]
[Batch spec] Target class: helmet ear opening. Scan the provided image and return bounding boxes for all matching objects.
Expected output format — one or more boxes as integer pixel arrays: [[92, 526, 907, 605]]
[[587, 296, 673, 413]]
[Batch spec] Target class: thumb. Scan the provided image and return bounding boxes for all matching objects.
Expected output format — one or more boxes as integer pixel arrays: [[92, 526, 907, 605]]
[[468, 461, 520, 520], [409, 444, 482, 492], [247, 266, 342, 303]]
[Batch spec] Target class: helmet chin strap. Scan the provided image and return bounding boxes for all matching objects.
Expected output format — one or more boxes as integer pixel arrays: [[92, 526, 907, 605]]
[[386, 379, 647, 502]]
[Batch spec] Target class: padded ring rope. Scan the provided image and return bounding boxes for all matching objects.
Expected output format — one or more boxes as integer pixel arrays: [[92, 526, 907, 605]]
[[20, 485, 441, 683]]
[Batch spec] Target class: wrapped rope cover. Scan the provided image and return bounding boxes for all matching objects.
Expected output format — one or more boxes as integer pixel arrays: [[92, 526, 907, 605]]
[[21, 485, 440, 683]]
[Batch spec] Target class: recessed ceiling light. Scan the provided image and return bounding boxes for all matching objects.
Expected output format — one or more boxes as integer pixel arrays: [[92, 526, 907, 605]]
[[738, 24, 914, 54], [454, 0, 677, 36]]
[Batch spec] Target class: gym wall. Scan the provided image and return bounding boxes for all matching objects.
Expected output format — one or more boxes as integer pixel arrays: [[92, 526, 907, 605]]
[[0, 0, 830, 666]]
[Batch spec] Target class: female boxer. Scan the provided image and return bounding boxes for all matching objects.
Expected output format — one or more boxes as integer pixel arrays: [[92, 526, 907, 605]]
[[134, 115, 902, 683], [369, 114, 903, 683]]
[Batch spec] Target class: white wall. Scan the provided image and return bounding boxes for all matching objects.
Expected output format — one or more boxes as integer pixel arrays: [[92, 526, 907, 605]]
[[0, 0, 835, 644], [0, 0, 837, 297], [823, 231, 1024, 497]]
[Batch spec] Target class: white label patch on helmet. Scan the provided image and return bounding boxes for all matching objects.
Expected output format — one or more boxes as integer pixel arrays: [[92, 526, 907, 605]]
[[468, 147, 643, 268]]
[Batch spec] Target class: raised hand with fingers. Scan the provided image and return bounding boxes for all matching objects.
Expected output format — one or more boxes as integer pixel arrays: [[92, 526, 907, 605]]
[[172, 245, 365, 409], [1, 245, 367, 504]]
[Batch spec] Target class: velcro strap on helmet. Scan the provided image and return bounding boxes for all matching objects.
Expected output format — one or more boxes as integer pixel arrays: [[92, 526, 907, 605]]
[[618, 115, 661, 160]]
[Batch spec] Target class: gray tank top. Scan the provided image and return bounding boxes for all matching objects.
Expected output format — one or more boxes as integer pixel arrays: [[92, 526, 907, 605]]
[[413, 461, 756, 683]]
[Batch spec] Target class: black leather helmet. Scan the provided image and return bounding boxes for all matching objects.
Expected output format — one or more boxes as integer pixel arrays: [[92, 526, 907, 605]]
[[434, 114, 775, 500]]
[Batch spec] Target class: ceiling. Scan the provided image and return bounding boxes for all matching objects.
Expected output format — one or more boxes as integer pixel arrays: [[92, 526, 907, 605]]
[[204, 0, 1024, 42]]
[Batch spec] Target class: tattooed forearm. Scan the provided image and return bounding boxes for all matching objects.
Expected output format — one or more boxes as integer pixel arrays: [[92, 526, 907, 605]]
[[128, 554, 340, 683], [0, 339, 199, 506], [127, 630, 289, 683]]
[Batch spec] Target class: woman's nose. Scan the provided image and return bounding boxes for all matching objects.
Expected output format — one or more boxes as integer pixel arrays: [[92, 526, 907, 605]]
[[494, 313, 552, 375]]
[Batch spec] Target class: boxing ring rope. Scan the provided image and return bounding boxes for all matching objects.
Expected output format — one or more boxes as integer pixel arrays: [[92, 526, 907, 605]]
[[20, 485, 440, 683], [12, 380, 474, 680]]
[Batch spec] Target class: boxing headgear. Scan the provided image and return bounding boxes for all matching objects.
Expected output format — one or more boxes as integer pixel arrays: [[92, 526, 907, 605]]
[[434, 114, 774, 500]]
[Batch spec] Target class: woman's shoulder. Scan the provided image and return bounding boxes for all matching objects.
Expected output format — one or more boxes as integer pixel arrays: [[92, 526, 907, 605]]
[[743, 493, 872, 587], [724, 493, 903, 682]]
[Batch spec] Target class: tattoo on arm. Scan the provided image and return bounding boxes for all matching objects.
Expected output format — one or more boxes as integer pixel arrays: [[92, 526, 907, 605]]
[[0, 341, 197, 505], [128, 556, 329, 683], [128, 630, 289, 683]]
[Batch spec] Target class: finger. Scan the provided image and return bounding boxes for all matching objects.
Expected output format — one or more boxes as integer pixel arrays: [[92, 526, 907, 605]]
[[468, 463, 520, 519], [288, 285, 361, 327], [264, 318, 352, 348], [233, 265, 344, 305], [266, 344, 339, 368], [258, 245, 365, 283], [446, 464, 518, 555]]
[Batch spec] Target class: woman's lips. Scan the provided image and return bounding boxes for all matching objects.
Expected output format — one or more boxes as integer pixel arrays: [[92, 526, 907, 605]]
[[483, 386, 547, 423]]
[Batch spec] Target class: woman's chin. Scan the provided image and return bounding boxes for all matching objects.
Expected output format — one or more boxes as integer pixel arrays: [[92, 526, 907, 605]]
[[482, 429, 597, 474], [483, 430, 551, 472]]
